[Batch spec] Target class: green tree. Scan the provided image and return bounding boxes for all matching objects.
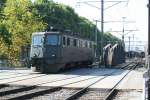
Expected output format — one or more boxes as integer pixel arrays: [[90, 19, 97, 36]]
[[0, 0, 121, 66], [0, 0, 46, 65], [0, 0, 6, 19]]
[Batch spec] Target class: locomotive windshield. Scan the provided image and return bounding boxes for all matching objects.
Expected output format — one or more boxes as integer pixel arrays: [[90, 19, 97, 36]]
[[46, 35, 60, 46], [32, 35, 43, 46]]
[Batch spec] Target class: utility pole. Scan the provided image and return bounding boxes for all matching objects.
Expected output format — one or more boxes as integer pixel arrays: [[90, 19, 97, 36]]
[[77, 0, 128, 64], [88, 0, 104, 62], [132, 34, 134, 51], [148, 0, 150, 55], [93, 19, 103, 61], [94, 20, 98, 59], [122, 17, 126, 43], [147, 0, 150, 99], [128, 36, 130, 57], [108, 18, 138, 48], [101, 0, 104, 61]]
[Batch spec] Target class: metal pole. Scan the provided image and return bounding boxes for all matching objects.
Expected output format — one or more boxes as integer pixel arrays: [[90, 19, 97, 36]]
[[147, 0, 150, 99], [122, 17, 126, 44], [148, 0, 150, 64], [101, 0, 104, 63], [95, 20, 98, 59], [128, 36, 130, 58], [148, 0, 150, 55], [132, 34, 134, 51]]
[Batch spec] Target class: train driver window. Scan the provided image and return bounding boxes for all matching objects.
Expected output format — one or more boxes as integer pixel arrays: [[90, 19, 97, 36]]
[[32, 35, 43, 46], [46, 35, 59, 46], [67, 37, 70, 46]]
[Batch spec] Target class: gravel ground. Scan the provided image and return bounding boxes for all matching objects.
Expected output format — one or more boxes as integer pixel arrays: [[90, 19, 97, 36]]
[[30, 88, 79, 100], [0, 86, 143, 100], [0, 86, 110, 100], [135, 67, 147, 72], [78, 89, 110, 100], [113, 90, 142, 100]]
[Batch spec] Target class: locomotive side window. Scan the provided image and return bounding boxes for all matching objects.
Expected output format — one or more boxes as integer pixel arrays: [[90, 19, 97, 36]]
[[87, 41, 90, 48], [63, 36, 66, 46], [85, 41, 87, 48], [32, 35, 43, 46], [90, 42, 92, 48], [67, 38, 70, 46], [77, 39, 79, 47], [70, 38, 73, 46], [79, 40, 81, 47], [80, 40, 83, 47], [46, 35, 59, 45], [82, 41, 85, 47], [73, 39, 77, 47]]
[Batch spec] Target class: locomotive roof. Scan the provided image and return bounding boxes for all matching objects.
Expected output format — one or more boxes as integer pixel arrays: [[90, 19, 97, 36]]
[[32, 31, 95, 42], [32, 31, 60, 35]]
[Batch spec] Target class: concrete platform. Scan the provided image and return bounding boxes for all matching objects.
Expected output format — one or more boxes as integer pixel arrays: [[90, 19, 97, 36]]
[[117, 70, 144, 90]]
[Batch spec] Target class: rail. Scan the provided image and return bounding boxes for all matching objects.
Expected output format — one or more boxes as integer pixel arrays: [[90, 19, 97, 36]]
[[65, 63, 138, 100], [103, 63, 138, 100]]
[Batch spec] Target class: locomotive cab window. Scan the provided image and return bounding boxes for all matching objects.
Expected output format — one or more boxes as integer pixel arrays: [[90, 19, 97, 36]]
[[46, 35, 60, 46], [32, 35, 43, 46]]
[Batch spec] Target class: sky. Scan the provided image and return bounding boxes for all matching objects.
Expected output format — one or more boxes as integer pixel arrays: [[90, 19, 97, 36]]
[[53, 0, 148, 51]]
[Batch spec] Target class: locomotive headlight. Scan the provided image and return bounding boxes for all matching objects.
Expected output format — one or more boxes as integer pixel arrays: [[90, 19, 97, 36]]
[[51, 54, 56, 57]]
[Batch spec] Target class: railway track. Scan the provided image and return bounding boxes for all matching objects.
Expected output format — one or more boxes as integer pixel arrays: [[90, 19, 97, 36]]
[[0, 61, 132, 80], [65, 63, 138, 100], [0, 62, 138, 100], [0, 69, 118, 100], [103, 63, 138, 100]]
